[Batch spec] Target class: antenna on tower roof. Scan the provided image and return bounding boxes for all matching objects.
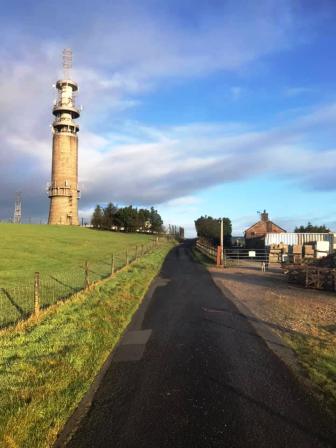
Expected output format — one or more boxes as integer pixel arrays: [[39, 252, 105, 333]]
[[63, 48, 72, 79]]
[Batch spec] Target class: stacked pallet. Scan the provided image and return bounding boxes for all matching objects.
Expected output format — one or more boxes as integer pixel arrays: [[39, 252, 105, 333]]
[[269, 245, 282, 263], [288, 244, 303, 263], [269, 243, 289, 263], [303, 244, 314, 260]]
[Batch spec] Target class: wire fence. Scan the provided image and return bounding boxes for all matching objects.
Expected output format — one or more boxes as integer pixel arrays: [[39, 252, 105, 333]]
[[0, 239, 163, 329]]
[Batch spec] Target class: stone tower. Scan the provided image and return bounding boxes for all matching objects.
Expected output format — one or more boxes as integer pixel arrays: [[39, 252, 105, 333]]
[[48, 49, 80, 225]]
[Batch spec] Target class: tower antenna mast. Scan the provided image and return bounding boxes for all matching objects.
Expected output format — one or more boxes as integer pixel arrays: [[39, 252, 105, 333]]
[[63, 48, 72, 79]]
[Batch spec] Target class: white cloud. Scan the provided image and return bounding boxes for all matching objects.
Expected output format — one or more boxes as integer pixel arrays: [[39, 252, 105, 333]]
[[0, 0, 330, 220], [284, 86, 313, 97], [165, 196, 201, 207]]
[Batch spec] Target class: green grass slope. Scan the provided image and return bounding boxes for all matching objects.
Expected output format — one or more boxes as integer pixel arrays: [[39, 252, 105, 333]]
[[0, 224, 152, 287], [0, 242, 174, 448], [0, 224, 155, 327]]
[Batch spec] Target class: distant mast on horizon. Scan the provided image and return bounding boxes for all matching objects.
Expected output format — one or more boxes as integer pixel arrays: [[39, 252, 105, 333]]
[[48, 49, 81, 225]]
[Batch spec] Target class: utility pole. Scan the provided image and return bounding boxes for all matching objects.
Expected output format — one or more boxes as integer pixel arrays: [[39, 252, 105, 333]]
[[220, 218, 224, 264]]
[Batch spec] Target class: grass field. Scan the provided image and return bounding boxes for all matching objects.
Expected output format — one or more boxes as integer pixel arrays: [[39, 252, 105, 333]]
[[0, 224, 153, 287], [0, 224, 155, 327], [0, 242, 173, 448]]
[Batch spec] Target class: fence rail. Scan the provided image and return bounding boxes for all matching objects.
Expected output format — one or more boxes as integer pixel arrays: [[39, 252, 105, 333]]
[[195, 240, 217, 261], [0, 238, 163, 329], [195, 240, 270, 267]]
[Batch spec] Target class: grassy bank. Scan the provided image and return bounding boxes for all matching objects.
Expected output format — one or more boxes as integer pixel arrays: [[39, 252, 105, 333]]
[[0, 224, 157, 327], [191, 247, 215, 267], [285, 333, 336, 414], [268, 299, 336, 416], [0, 242, 173, 448], [0, 224, 153, 288]]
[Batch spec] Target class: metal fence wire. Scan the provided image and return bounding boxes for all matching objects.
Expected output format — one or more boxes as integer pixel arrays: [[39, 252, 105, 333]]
[[0, 239, 161, 329]]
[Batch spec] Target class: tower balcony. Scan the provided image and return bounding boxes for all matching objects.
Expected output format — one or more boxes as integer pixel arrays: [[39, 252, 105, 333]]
[[56, 79, 78, 91], [48, 185, 71, 198], [52, 117, 79, 132], [48, 184, 81, 199], [53, 103, 80, 119]]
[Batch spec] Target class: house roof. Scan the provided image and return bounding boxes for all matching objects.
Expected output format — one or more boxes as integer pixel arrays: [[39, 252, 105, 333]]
[[244, 220, 287, 234]]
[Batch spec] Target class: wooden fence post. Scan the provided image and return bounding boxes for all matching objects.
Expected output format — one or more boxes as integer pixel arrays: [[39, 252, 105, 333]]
[[111, 254, 115, 276], [216, 246, 222, 267], [34, 272, 40, 316], [135, 245, 138, 259], [84, 261, 89, 288], [126, 249, 129, 265]]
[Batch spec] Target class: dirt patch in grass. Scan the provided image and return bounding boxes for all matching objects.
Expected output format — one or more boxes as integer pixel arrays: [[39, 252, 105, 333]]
[[209, 264, 336, 417], [0, 242, 174, 448]]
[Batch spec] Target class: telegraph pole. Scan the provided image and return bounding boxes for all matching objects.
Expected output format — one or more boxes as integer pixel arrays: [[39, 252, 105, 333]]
[[220, 218, 224, 263]]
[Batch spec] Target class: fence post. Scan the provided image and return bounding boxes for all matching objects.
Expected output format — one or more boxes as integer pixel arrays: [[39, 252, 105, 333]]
[[135, 245, 138, 260], [34, 272, 40, 316], [84, 261, 89, 288], [126, 249, 129, 265], [111, 254, 115, 276], [216, 246, 222, 267]]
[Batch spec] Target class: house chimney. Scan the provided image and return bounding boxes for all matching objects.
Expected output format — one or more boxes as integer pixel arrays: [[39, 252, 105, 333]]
[[260, 210, 269, 222]]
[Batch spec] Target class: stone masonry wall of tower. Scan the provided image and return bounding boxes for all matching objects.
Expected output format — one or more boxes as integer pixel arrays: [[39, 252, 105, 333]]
[[48, 51, 80, 226]]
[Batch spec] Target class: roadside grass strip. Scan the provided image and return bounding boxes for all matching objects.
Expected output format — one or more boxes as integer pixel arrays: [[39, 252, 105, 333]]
[[283, 328, 336, 416], [0, 243, 173, 448], [191, 247, 215, 267]]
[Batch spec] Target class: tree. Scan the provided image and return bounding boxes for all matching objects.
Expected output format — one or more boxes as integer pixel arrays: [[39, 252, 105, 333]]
[[194, 215, 232, 246], [294, 222, 330, 233], [91, 203, 164, 233], [102, 202, 118, 229], [149, 206, 163, 233], [91, 205, 103, 228], [137, 208, 151, 230], [114, 206, 138, 231]]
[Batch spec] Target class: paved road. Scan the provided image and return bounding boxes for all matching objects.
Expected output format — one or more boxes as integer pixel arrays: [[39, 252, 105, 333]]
[[66, 242, 336, 448]]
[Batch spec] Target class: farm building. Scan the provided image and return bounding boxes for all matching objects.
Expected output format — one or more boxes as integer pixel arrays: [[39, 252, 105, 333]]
[[244, 210, 286, 248], [265, 232, 335, 258]]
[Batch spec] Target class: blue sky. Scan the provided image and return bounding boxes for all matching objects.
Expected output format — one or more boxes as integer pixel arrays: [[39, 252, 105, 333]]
[[1, 0, 336, 236]]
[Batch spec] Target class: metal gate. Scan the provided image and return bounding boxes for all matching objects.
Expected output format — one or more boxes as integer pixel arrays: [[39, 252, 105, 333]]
[[223, 248, 269, 267]]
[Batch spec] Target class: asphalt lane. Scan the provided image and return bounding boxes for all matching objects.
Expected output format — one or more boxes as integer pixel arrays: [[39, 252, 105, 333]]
[[66, 242, 336, 448]]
